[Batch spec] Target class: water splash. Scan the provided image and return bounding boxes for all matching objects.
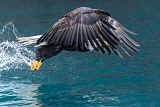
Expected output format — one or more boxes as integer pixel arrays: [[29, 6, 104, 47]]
[[0, 21, 20, 42], [0, 22, 35, 71]]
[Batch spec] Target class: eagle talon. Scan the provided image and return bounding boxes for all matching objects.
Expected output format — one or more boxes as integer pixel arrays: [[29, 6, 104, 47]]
[[31, 60, 42, 70]]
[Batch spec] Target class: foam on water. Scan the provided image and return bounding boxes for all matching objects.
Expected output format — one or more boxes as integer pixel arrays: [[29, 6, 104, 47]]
[[0, 22, 35, 71]]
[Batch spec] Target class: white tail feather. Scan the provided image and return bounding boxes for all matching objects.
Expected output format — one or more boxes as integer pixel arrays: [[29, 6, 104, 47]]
[[17, 35, 42, 46]]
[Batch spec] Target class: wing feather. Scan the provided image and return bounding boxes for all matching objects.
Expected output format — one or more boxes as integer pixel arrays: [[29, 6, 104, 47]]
[[86, 25, 104, 53], [82, 24, 89, 48], [65, 26, 73, 45], [36, 7, 139, 58], [70, 24, 77, 45], [91, 24, 112, 54], [75, 24, 80, 47], [79, 24, 84, 49]]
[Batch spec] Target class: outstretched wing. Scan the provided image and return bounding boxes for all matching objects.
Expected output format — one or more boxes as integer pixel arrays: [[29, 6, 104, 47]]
[[37, 7, 140, 58]]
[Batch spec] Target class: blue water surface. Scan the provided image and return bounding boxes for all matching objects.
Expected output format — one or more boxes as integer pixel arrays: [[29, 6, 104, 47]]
[[0, 0, 160, 107]]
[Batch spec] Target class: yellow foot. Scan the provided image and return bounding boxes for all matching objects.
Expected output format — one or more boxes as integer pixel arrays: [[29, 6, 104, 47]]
[[31, 60, 42, 70]]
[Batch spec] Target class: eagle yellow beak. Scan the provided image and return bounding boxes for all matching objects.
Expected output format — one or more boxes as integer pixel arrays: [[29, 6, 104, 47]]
[[31, 60, 42, 70]]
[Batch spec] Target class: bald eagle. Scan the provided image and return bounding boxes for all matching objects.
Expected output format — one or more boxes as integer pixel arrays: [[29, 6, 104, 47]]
[[17, 7, 140, 70]]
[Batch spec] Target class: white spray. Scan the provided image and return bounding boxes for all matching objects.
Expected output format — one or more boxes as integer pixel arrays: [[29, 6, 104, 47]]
[[0, 22, 35, 71]]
